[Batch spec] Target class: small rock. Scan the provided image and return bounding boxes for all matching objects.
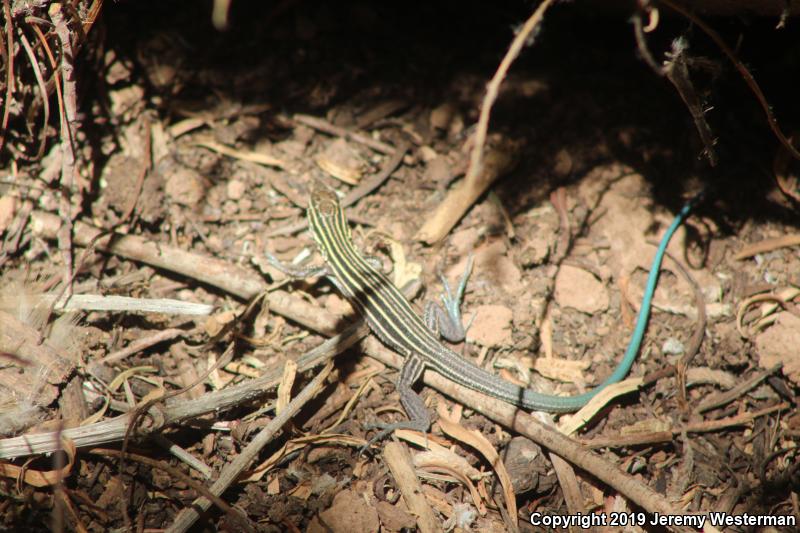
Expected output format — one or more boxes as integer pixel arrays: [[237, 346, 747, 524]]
[[0, 195, 17, 233], [450, 228, 479, 256], [554, 265, 608, 314], [706, 302, 733, 319], [466, 304, 513, 347], [165, 166, 207, 207], [108, 84, 144, 118], [222, 200, 238, 216], [443, 502, 478, 530], [315, 138, 364, 185], [520, 233, 550, 266], [226, 179, 247, 200], [430, 102, 456, 131], [104, 50, 132, 85], [325, 293, 355, 318], [418, 145, 438, 163], [99, 154, 141, 217], [502, 436, 548, 494], [424, 155, 451, 184], [552, 148, 573, 176], [473, 240, 523, 294], [238, 198, 252, 212], [755, 312, 800, 386], [662, 337, 685, 356]]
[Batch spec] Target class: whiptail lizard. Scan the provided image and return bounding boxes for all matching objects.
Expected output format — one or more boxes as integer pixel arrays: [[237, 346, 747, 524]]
[[270, 187, 699, 442]]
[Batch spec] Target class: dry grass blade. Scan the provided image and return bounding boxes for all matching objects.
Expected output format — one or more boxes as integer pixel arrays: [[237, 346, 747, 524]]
[[166, 361, 334, 533], [0, 436, 75, 487], [411, 448, 486, 516], [293, 113, 397, 155], [734, 234, 800, 260], [413, 0, 555, 244], [275, 359, 298, 415], [558, 378, 643, 435], [17, 31, 49, 159], [0, 0, 16, 154], [436, 405, 517, 532], [245, 433, 367, 483], [195, 139, 287, 169]]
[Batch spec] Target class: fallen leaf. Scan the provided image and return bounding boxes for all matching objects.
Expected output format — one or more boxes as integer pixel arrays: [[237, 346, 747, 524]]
[[436, 406, 517, 527], [315, 138, 364, 185], [0, 437, 76, 487], [310, 489, 379, 533], [533, 356, 590, 384], [376, 501, 416, 531]]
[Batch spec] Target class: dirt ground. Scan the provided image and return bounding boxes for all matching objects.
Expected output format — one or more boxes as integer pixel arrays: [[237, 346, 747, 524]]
[[1, 1, 799, 531]]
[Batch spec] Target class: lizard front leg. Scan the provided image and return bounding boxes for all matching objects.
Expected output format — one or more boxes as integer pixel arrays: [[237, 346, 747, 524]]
[[423, 255, 474, 342], [265, 251, 330, 279]]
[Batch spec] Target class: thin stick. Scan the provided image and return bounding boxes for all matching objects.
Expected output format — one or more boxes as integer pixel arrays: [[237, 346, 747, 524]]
[[661, 0, 800, 160], [663, 39, 718, 166], [383, 442, 442, 533], [265, 139, 410, 238], [166, 361, 333, 533], [734, 234, 800, 260], [293, 113, 397, 155], [17, 31, 49, 160], [463, 0, 555, 188], [97, 328, 186, 365], [50, 4, 78, 300], [362, 336, 701, 532], [0, 0, 14, 153], [415, 1, 554, 242], [695, 364, 783, 414], [582, 403, 789, 449]]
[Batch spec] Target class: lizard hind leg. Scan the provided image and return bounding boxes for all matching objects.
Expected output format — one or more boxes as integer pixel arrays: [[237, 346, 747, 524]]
[[360, 354, 430, 455]]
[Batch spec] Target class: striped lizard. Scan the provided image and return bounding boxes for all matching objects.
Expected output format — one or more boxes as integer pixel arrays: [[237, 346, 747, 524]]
[[270, 187, 698, 442]]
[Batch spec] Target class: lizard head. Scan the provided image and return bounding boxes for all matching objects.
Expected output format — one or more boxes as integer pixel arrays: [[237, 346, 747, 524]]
[[307, 184, 352, 252], [309, 186, 340, 219]]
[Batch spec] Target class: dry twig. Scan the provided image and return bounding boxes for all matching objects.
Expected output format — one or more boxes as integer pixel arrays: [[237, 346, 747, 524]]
[[383, 442, 442, 533], [0, 0, 14, 153], [661, 0, 800, 161], [415, 0, 555, 242], [293, 113, 397, 155], [364, 337, 702, 532], [166, 361, 334, 533], [734, 234, 800, 260], [266, 139, 410, 238]]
